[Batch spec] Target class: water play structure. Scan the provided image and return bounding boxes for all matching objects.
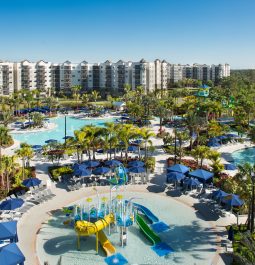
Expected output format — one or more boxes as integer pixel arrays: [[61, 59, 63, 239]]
[[63, 163, 173, 263]]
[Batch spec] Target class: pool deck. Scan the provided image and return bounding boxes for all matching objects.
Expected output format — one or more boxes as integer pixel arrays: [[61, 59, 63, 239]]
[[3, 118, 247, 265]]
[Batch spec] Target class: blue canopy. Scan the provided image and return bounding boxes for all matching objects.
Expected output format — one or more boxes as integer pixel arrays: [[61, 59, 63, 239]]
[[73, 168, 91, 177], [226, 133, 239, 138], [63, 136, 73, 140], [212, 189, 230, 200], [128, 160, 145, 167], [128, 167, 145, 173], [22, 178, 41, 187], [31, 145, 42, 150], [217, 135, 228, 140], [224, 163, 237, 170], [45, 139, 58, 144], [92, 167, 110, 175], [200, 84, 210, 89], [72, 163, 87, 171], [189, 169, 214, 181], [104, 160, 122, 167], [0, 199, 24, 211], [0, 221, 18, 242], [132, 139, 143, 144], [82, 160, 100, 168], [222, 194, 244, 207], [183, 178, 201, 187], [167, 164, 189, 174], [0, 243, 25, 265], [127, 146, 138, 152], [208, 142, 221, 147], [166, 172, 185, 183]]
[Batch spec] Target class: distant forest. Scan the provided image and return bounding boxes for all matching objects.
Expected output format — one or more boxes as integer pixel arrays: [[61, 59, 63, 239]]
[[231, 69, 255, 83]]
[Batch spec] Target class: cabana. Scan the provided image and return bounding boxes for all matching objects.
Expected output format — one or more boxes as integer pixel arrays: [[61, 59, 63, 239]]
[[0, 221, 18, 243], [0, 243, 25, 265]]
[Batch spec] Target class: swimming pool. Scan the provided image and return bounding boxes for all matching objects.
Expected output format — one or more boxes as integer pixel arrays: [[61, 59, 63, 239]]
[[232, 147, 255, 165], [11, 116, 116, 146], [36, 191, 217, 265]]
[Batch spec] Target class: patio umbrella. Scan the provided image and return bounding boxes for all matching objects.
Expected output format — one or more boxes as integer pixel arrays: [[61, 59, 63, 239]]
[[0, 199, 24, 211], [224, 163, 237, 170], [31, 145, 42, 150], [72, 163, 87, 171], [167, 164, 189, 174], [166, 172, 185, 183], [104, 160, 122, 167], [63, 136, 73, 140], [183, 178, 201, 188], [132, 139, 143, 145], [82, 160, 100, 168], [0, 243, 25, 265], [73, 168, 91, 177], [128, 167, 145, 173], [222, 194, 244, 207], [212, 189, 230, 200], [92, 167, 110, 175], [226, 133, 239, 138], [22, 178, 42, 188], [127, 146, 138, 152], [128, 160, 145, 167], [0, 221, 18, 243], [45, 139, 58, 144], [189, 169, 214, 182]]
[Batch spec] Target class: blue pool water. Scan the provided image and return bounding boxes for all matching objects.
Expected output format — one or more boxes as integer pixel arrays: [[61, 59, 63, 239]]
[[232, 147, 255, 165], [11, 116, 116, 146]]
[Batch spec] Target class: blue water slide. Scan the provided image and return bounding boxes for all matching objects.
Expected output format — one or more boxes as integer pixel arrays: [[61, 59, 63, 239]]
[[126, 201, 159, 223]]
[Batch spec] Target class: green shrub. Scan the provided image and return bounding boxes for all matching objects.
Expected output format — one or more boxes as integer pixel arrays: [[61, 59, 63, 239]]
[[144, 157, 156, 173], [49, 166, 73, 181]]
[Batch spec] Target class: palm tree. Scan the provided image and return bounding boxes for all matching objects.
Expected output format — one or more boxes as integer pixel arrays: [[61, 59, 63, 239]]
[[154, 101, 170, 133], [31, 112, 44, 128], [81, 93, 90, 107], [104, 122, 118, 159], [69, 130, 89, 162], [15, 143, 34, 180], [0, 126, 10, 186], [207, 150, 224, 176], [191, 145, 211, 168], [117, 124, 138, 162], [72, 85, 81, 110], [1, 111, 13, 127], [90, 90, 100, 102], [140, 128, 155, 158], [1, 155, 18, 193], [44, 97, 58, 116]]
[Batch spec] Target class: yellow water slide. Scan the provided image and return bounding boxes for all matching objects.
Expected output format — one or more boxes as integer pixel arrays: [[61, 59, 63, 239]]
[[75, 213, 115, 254], [98, 230, 116, 256]]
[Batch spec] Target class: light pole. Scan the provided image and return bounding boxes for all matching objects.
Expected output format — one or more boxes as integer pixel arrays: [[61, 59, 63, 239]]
[[64, 115, 67, 147], [251, 172, 255, 233], [174, 127, 177, 164]]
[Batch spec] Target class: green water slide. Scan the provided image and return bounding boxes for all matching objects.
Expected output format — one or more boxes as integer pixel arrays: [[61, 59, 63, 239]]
[[136, 213, 161, 245]]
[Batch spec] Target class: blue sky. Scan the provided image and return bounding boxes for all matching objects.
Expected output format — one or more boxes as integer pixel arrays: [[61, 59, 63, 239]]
[[0, 0, 254, 68]]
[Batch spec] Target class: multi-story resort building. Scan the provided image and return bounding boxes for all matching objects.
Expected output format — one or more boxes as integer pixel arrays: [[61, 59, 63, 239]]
[[0, 59, 230, 96]]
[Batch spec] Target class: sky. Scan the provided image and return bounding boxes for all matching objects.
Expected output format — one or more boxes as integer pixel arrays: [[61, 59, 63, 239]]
[[0, 0, 254, 69]]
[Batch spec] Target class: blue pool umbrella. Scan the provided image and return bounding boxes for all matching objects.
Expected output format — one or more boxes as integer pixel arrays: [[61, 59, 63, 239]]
[[226, 133, 239, 138], [200, 84, 210, 89], [73, 168, 91, 177], [128, 160, 145, 167], [222, 194, 244, 207], [0, 243, 25, 265], [208, 142, 221, 147], [45, 139, 58, 144], [92, 167, 110, 175], [166, 172, 185, 183], [0, 199, 24, 211], [82, 160, 100, 168], [32, 145, 42, 150], [22, 178, 42, 187], [224, 163, 237, 170], [183, 178, 201, 188], [0, 221, 18, 242], [217, 135, 228, 140], [128, 166, 145, 173], [127, 146, 138, 152], [63, 136, 73, 140], [132, 139, 143, 144], [105, 253, 128, 265], [212, 189, 230, 200], [167, 164, 189, 174], [72, 163, 87, 171], [104, 160, 121, 167], [189, 169, 214, 181]]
